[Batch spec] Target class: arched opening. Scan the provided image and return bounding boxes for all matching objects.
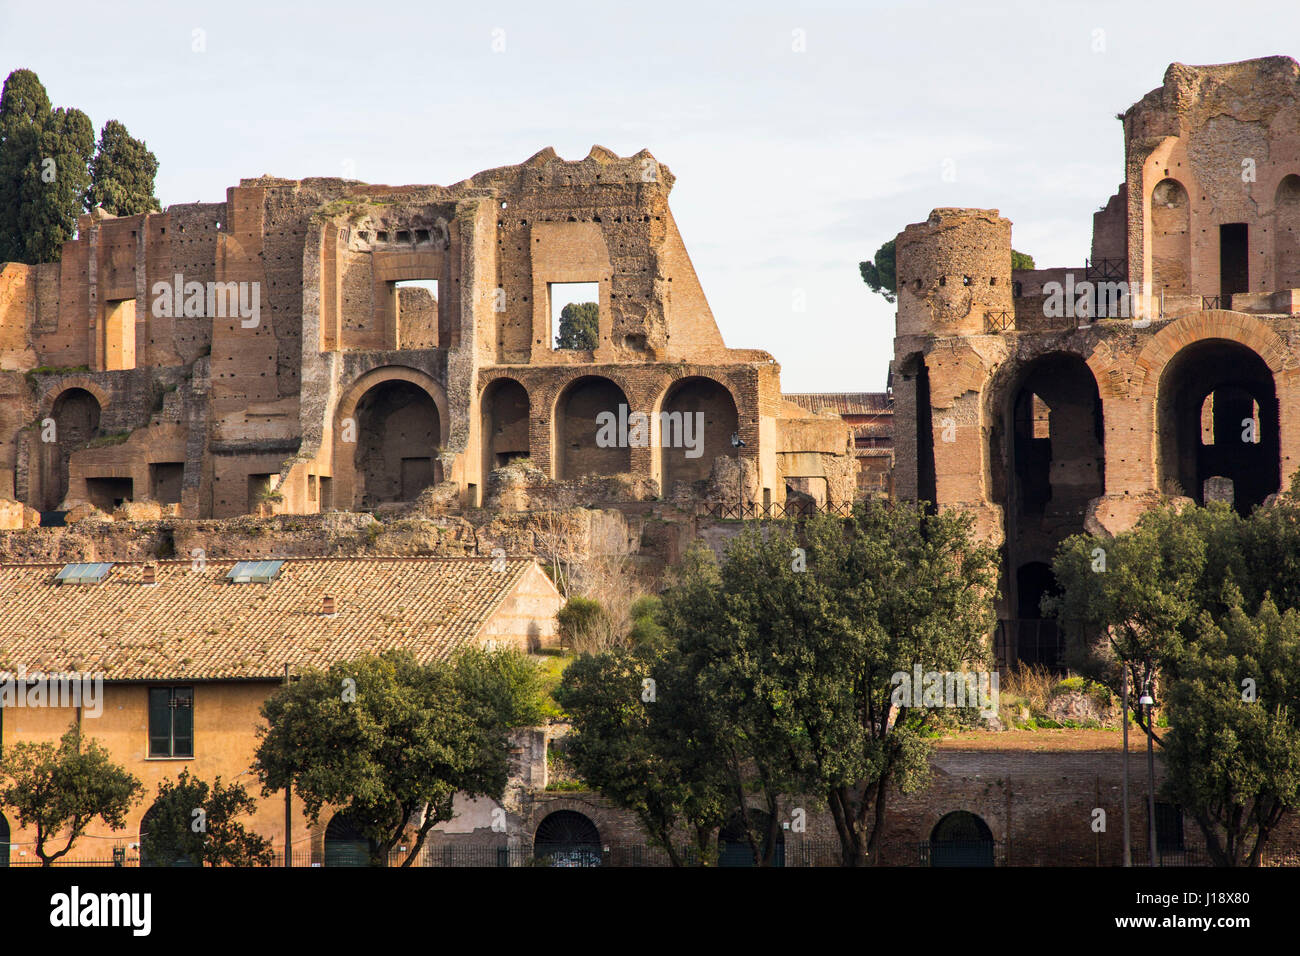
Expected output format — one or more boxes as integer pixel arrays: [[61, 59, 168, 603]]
[[929, 811, 994, 867], [481, 378, 531, 476], [324, 810, 380, 867], [534, 810, 601, 867], [352, 380, 441, 508], [1150, 178, 1190, 293], [139, 800, 199, 867], [43, 388, 102, 512], [0, 812, 9, 867], [718, 809, 785, 868], [994, 354, 1102, 669], [659, 377, 739, 493], [555, 376, 631, 479], [1275, 174, 1300, 291], [1157, 339, 1279, 514]]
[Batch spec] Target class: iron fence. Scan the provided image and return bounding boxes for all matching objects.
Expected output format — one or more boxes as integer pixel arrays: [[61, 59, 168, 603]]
[[995, 618, 1066, 670], [9, 839, 1300, 868], [984, 310, 1015, 333]]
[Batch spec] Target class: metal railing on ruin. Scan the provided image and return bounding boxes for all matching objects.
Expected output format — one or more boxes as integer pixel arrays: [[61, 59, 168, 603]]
[[703, 500, 856, 521], [984, 310, 1015, 333]]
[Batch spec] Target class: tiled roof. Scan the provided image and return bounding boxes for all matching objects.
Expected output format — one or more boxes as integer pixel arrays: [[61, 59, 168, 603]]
[[783, 392, 893, 415], [0, 557, 541, 681]]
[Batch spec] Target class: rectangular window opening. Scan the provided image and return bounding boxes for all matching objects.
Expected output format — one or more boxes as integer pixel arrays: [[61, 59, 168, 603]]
[[549, 282, 600, 350]]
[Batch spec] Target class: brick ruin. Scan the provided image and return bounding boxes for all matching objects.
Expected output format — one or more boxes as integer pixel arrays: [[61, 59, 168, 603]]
[[0, 146, 856, 526], [890, 56, 1300, 666]]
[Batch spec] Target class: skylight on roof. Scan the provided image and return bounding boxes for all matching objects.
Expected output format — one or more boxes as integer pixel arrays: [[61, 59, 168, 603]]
[[55, 562, 113, 585], [226, 560, 284, 584]]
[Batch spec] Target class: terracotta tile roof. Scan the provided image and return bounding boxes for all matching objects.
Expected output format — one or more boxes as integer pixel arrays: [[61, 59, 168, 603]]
[[0, 557, 542, 681], [783, 392, 893, 416]]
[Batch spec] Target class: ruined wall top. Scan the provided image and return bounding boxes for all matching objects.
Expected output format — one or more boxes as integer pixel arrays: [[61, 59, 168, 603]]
[[895, 208, 1013, 338]]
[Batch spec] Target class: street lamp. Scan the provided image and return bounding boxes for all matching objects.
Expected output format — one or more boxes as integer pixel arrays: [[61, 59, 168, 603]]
[[1140, 682, 1157, 866]]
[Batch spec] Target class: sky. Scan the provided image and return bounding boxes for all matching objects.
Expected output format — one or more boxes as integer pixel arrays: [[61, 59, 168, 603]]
[[2, 0, 1298, 391]]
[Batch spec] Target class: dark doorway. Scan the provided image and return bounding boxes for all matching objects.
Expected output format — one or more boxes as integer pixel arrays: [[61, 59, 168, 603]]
[[534, 810, 602, 867], [85, 477, 133, 511], [0, 811, 8, 867], [930, 811, 995, 867], [1220, 223, 1249, 301]]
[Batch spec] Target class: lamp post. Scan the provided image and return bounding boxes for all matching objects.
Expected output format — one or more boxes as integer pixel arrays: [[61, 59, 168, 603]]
[[1140, 682, 1157, 866], [1121, 667, 1131, 867]]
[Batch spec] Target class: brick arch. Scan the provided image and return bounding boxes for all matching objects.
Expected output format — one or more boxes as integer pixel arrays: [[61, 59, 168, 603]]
[[332, 366, 449, 510], [652, 375, 741, 492], [551, 374, 632, 480], [1130, 311, 1289, 402], [39, 379, 112, 418]]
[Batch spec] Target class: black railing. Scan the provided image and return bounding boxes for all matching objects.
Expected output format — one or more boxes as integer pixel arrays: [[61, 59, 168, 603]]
[[984, 310, 1015, 333], [703, 501, 856, 521], [1085, 257, 1126, 281], [1202, 295, 1222, 310]]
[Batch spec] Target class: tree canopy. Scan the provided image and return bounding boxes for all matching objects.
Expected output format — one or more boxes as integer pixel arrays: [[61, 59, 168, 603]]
[[1047, 485, 1300, 865], [140, 769, 274, 867], [253, 648, 546, 866], [0, 68, 159, 264], [559, 498, 1000, 866], [555, 301, 599, 350], [0, 722, 143, 865]]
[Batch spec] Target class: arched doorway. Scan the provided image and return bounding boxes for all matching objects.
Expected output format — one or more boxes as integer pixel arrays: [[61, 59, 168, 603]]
[[658, 377, 739, 493], [718, 809, 785, 867], [994, 354, 1103, 666], [555, 377, 631, 479], [324, 811, 378, 867], [534, 810, 601, 867], [43, 388, 102, 512], [0, 812, 9, 867], [352, 379, 441, 508], [930, 811, 994, 867], [481, 378, 530, 476], [1157, 339, 1279, 514]]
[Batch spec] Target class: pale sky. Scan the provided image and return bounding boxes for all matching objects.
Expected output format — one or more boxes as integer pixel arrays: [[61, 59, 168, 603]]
[[2, 0, 1296, 391]]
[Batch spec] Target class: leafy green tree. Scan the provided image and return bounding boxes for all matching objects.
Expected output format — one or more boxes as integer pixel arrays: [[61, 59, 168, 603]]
[[564, 501, 1000, 868], [555, 301, 599, 350], [141, 769, 273, 867], [680, 501, 1000, 866], [859, 239, 896, 303], [860, 237, 1035, 303], [556, 595, 607, 652], [1163, 597, 1300, 866], [86, 119, 160, 216], [0, 69, 51, 262], [0, 722, 143, 865], [253, 648, 545, 867], [0, 69, 160, 264]]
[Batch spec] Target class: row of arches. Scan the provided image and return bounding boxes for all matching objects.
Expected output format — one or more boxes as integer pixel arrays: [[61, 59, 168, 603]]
[[995, 338, 1282, 667], [481, 373, 740, 488]]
